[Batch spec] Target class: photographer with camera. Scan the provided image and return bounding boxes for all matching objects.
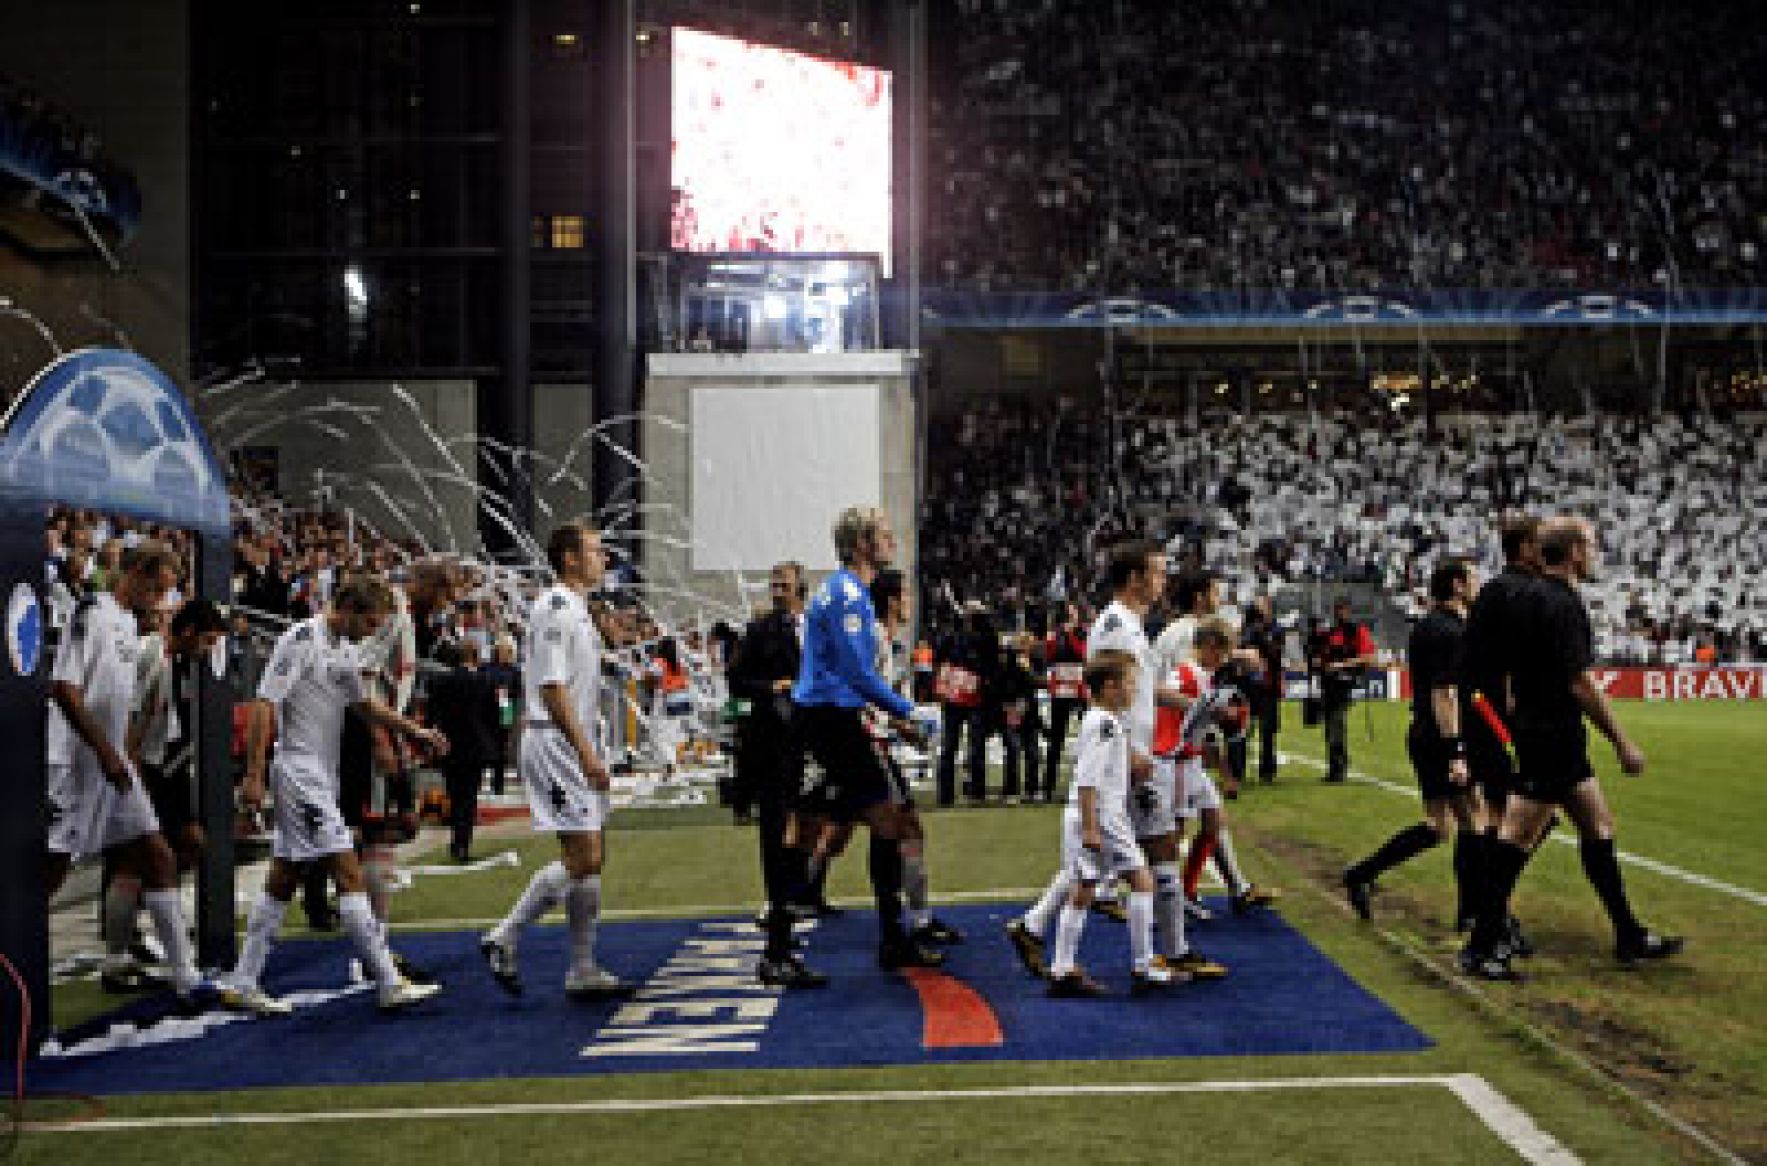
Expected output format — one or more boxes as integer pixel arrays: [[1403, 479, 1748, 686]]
[[933, 601, 997, 806], [1239, 596, 1287, 784], [1311, 597, 1377, 784]]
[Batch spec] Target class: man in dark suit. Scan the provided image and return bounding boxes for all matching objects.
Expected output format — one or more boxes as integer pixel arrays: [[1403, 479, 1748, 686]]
[[727, 561, 823, 987], [424, 641, 501, 861]]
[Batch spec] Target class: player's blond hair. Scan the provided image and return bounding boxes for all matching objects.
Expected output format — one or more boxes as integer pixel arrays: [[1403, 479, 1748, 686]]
[[1193, 616, 1236, 651], [832, 506, 888, 566]]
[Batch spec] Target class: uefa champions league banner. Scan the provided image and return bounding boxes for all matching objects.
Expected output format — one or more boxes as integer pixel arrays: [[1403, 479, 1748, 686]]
[[922, 287, 1767, 328], [0, 348, 231, 536]]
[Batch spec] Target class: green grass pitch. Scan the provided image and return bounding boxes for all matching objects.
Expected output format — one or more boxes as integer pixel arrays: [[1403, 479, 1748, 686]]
[[28, 700, 1766, 1164]]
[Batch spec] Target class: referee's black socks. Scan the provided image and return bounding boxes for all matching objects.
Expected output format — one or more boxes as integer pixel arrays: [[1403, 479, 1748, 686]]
[[1470, 839, 1530, 954], [1579, 836, 1643, 945], [1452, 829, 1489, 928], [1347, 822, 1439, 887]]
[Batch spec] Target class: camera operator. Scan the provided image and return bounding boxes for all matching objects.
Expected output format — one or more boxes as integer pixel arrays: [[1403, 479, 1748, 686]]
[[1239, 596, 1287, 784], [933, 602, 996, 806], [1311, 597, 1377, 783], [1041, 603, 1088, 796]]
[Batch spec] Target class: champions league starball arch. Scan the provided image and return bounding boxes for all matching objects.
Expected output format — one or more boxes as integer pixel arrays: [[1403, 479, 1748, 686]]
[[0, 348, 234, 1056]]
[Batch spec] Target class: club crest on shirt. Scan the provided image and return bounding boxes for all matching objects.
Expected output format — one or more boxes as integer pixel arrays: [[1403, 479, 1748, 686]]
[[843, 614, 863, 635], [1102, 614, 1121, 633], [1099, 718, 1117, 738], [841, 577, 861, 601]]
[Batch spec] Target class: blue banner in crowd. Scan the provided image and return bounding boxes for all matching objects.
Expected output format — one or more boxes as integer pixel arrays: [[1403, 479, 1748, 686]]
[[923, 287, 1767, 328]]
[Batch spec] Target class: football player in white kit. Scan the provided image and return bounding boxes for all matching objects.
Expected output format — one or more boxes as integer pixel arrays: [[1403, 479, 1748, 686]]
[[479, 522, 627, 999], [1041, 650, 1178, 996], [46, 542, 214, 1006], [224, 575, 448, 1015], [1008, 541, 1220, 980]]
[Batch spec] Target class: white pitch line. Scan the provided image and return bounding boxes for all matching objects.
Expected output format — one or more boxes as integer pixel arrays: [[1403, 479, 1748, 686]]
[[1443, 1075, 1583, 1165], [1280, 751, 1767, 909], [24, 1074, 1577, 1161]]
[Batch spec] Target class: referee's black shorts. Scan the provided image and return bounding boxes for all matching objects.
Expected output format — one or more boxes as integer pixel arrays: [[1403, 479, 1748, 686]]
[[791, 704, 894, 822], [1465, 717, 1514, 809], [1405, 723, 1461, 803], [1511, 721, 1595, 805]]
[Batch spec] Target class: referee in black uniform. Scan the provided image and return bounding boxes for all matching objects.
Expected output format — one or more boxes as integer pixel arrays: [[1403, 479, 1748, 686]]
[[1461, 517, 1682, 980], [1457, 515, 1544, 947], [1343, 561, 1483, 922], [1460, 517, 1539, 826]]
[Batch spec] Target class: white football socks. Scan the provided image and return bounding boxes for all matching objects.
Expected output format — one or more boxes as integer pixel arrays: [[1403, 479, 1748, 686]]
[[1127, 890, 1155, 974], [1153, 862, 1186, 957], [141, 888, 201, 995], [231, 893, 289, 990], [1049, 903, 1088, 979], [491, 859, 569, 949], [1022, 870, 1071, 936], [339, 891, 399, 986]]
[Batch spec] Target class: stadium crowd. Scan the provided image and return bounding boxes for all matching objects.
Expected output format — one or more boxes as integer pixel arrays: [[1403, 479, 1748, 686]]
[[918, 401, 1767, 665], [930, 0, 1766, 292]]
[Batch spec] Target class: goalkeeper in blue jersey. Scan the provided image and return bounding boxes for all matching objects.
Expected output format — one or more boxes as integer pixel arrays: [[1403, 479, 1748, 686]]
[[787, 505, 944, 974]]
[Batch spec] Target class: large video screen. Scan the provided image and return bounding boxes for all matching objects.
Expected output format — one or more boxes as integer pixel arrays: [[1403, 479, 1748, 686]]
[[671, 28, 891, 268]]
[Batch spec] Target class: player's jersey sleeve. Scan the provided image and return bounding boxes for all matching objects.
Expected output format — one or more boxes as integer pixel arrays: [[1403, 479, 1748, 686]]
[[257, 625, 307, 705], [528, 594, 575, 691]]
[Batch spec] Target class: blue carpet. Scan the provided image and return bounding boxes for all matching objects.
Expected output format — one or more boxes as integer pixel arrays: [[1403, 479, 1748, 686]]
[[32, 900, 1429, 1095]]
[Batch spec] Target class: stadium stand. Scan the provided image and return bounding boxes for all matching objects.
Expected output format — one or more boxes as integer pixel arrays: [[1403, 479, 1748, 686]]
[[929, 0, 1766, 292], [918, 401, 1767, 664]]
